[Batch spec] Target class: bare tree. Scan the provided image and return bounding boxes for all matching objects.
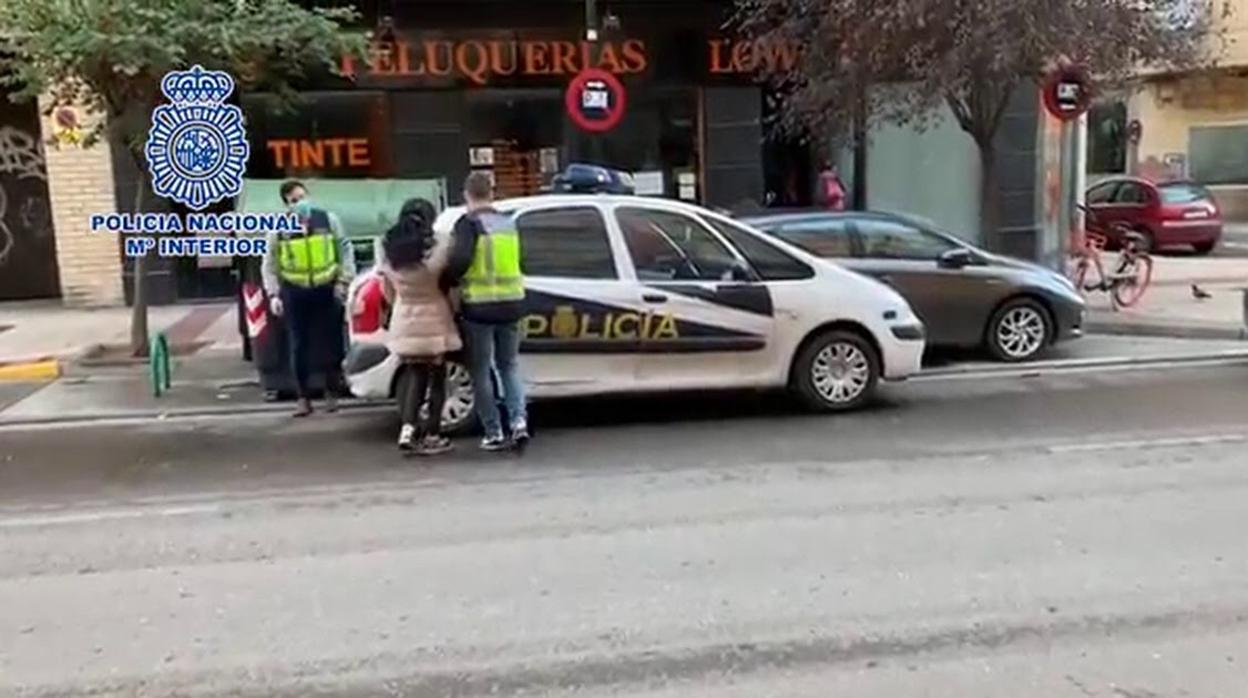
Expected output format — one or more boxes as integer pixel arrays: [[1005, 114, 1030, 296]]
[[736, 0, 1227, 246]]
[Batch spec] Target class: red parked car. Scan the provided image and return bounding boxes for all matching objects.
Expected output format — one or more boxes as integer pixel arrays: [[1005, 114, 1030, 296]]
[[1085, 177, 1223, 254]]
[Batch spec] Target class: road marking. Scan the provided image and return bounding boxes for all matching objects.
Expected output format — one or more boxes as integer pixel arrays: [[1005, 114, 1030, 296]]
[[916, 353, 1248, 382], [1047, 433, 1247, 454], [0, 503, 220, 529]]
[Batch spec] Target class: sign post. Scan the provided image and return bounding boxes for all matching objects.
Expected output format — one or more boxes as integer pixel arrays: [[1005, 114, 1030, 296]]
[[1041, 63, 1093, 271]]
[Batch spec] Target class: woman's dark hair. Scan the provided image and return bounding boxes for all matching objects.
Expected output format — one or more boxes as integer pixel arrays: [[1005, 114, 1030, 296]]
[[383, 198, 438, 270]]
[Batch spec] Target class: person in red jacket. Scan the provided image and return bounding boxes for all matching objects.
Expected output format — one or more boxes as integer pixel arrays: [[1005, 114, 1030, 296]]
[[818, 163, 847, 211]]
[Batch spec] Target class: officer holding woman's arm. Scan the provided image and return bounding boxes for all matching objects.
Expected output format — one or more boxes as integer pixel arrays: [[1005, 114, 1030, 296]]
[[444, 172, 530, 450], [261, 180, 355, 417]]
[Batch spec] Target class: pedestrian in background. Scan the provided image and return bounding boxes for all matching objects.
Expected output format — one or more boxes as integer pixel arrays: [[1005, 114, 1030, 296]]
[[446, 171, 529, 451], [818, 163, 847, 211], [262, 180, 356, 417], [378, 198, 461, 455]]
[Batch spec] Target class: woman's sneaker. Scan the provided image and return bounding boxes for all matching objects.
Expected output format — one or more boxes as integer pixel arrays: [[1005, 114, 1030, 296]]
[[417, 435, 453, 456], [398, 424, 416, 452]]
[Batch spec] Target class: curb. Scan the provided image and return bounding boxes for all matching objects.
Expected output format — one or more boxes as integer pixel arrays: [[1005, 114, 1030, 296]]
[[1084, 319, 1247, 341], [0, 399, 391, 429], [0, 359, 61, 382], [916, 349, 1248, 379]]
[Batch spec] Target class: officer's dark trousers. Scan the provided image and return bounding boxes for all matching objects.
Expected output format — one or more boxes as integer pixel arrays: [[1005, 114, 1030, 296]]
[[280, 282, 342, 399]]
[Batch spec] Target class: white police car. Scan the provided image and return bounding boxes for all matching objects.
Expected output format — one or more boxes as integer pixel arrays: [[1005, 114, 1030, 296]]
[[345, 190, 926, 433]]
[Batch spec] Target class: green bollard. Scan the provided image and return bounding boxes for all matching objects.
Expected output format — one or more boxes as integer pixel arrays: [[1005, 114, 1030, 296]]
[[150, 332, 171, 397]]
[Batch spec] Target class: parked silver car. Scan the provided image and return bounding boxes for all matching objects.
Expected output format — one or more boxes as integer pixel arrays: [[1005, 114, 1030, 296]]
[[743, 211, 1086, 361]]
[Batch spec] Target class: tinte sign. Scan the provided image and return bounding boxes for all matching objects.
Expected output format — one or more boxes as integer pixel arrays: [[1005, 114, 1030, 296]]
[[341, 35, 648, 86]]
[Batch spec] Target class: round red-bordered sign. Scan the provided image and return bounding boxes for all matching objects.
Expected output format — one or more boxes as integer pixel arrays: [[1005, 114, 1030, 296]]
[[565, 68, 627, 133], [1042, 64, 1093, 122]]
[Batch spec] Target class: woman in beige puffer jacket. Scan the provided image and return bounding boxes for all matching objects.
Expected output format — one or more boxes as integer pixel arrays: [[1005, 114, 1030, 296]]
[[378, 198, 461, 455]]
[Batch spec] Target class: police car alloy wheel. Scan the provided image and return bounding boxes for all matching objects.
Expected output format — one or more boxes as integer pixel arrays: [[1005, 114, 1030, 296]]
[[399, 362, 477, 435], [987, 298, 1051, 362], [791, 329, 880, 412]]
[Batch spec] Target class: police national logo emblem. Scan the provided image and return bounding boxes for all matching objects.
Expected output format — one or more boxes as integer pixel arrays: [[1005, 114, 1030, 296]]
[[145, 65, 249, 211]]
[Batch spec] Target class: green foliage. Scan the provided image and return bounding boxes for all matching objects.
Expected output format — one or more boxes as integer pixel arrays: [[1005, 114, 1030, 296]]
[[1, 0, 366, 151]]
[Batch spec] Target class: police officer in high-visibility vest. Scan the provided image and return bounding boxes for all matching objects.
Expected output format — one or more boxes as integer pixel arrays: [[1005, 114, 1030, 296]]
[[445, 171, 529, 450], [262, 180, 356, 417]]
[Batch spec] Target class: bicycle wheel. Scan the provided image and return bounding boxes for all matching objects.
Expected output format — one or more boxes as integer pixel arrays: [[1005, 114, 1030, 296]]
[[1111, 254, 1154, 308], [1071, 251, 1103, 295]]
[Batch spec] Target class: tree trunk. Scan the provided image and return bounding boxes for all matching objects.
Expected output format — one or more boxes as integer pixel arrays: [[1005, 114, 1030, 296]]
[[128, 159, 150, 358], [976, 138, 1001, 253], [851, 85, 868, 210]]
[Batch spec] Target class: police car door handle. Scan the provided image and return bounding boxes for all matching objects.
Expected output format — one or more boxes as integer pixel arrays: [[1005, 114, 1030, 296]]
[[642, 293, 668, 304]]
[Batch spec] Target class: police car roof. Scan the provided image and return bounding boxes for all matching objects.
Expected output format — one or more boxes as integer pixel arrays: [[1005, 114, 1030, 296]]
[[438, 194, 713, 216]]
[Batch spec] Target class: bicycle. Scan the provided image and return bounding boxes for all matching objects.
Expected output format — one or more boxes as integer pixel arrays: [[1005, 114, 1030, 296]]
[[1068, 205, 1154, 310]]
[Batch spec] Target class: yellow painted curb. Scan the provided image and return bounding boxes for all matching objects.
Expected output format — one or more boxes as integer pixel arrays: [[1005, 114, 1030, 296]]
[[0, 359, 61, 382]]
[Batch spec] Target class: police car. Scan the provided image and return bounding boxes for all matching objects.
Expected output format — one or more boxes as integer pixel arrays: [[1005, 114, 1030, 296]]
[[344, 177, 926, 433]]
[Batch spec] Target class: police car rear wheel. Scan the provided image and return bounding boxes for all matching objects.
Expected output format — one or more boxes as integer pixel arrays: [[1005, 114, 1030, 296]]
[[792, 330, 879, 412], [396, 361, 477, 435]]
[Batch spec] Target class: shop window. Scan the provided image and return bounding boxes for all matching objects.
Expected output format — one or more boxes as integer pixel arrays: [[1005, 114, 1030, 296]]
[[516, 207, 616, 279], [617, 207, 737, 281], [1190, 124, 1248, 186], [1086, 101, 1126, 175], [704, 217, 813, 281]]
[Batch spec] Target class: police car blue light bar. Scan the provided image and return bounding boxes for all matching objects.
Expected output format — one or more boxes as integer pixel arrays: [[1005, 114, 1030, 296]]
[[549, 163, 636, 195]]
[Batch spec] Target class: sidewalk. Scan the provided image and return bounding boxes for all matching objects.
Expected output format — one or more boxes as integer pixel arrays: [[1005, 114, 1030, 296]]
[[1084, 256, 1248, 340], [0, 300, 242, 366]]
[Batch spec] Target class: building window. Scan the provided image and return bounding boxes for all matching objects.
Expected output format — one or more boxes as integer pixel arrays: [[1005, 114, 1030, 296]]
[[1190, 124, 1248, 186], [1087, 101, 1126, 175]]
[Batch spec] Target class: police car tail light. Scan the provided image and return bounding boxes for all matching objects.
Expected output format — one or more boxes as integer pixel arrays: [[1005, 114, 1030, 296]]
[[350, 277, 385, 335]]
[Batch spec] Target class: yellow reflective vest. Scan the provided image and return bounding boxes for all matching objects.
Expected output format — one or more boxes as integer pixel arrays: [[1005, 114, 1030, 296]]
[[278, 208, 341, 288], [462, 211, 525, 306]]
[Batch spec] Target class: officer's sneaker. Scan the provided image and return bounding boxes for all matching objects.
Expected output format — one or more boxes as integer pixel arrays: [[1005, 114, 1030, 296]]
[[398, 424, 416, 452], [480, 434, 509, 452], [511, 419, 530, 446]]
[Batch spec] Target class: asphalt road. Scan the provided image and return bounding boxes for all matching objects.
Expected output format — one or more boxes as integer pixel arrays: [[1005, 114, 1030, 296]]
[[3, 364, 1248, 696]]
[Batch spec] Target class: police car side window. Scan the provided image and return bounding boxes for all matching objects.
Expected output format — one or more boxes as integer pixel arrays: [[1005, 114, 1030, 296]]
[[704, 217, 814, 281], [516, 207, 617, 279], [617, 207, 738, 282]]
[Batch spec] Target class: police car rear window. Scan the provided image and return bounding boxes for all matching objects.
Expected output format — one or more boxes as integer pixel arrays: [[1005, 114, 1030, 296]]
[[516, 207, 617, 279]]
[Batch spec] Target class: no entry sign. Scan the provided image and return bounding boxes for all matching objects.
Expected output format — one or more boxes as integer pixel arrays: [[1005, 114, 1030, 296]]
[[1042, 64, 1093, 122], [565, 69, 627, 133]]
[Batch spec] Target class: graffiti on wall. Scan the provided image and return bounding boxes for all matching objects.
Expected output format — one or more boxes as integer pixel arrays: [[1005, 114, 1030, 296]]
[[0, 125, 51, 268]]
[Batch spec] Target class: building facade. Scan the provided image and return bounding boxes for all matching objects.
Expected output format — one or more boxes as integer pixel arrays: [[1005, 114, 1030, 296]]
[[25, 0, 1054, 306], [1122, 1, 1248, 219]]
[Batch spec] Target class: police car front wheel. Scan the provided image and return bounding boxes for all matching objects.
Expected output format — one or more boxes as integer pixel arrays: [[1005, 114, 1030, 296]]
[[791, 330, 880, 412]]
